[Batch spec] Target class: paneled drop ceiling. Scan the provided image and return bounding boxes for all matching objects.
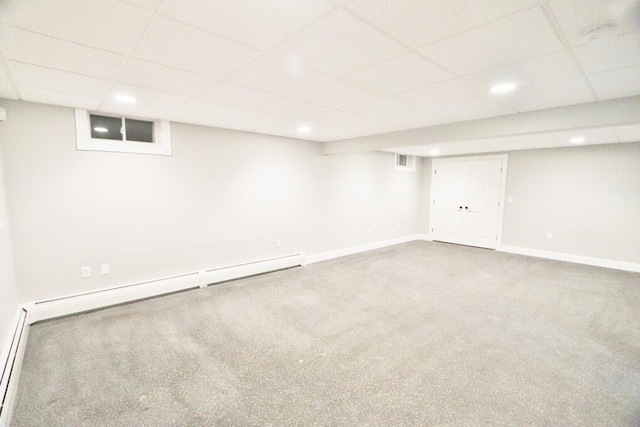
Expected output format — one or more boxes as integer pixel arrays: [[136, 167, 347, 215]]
[[0, 0, 639, 150]]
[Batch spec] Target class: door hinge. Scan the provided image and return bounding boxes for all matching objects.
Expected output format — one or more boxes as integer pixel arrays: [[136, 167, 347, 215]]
[[432, 228, 434, 232], [500, 167, 503, 172], [433, 199, 435, 204], [434, 169, 437, 175]]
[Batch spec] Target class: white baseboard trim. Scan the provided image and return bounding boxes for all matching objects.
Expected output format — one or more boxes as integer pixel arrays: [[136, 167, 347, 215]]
[[28, 253, 304, 324], [0, 307, 29, 427], [305, 234, 423, 265], [498, 245, 640, 273]]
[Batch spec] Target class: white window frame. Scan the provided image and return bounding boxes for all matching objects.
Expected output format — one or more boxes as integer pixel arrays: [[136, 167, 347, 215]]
[[75, 109, 172, 156], [394, 153, 416, 172]]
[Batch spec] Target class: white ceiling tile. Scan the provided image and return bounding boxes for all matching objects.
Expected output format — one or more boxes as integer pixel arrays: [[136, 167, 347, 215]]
[[8, 61, 111, 98], [434, 98, 516, 122], [177, 99, 251, 118], [107, 83, 190, 109], [549, 0, 640, 46], [200, 82, 282, 109], [272, 10, 406, 77], [0, 82, 18, 99], [233, 110, 292, 126], [118, 59, 216, 97], [0, 0, 149, 54], [150, 109, 214, 126], [258, 98, 333, 120], [573, 32, 640, 74], [588, 65, 640, 100], [498, 78, 595, 112], [133, 16, 260, 79], [343, 97, 425, 125], [343, 53, 453, 95], [347, 0, 537, 48], [227, 55, 330, 95], [419, 7, 563, 75], [613, 124, 640, 143], [402, 107, 460, 128], [158, 0, 333, 51], [0, 64, 10, 81], [98, 104, 172, 119], [392, 79, 484, 109], [18, 86, 101, 109], [119, 0, 164, 10], [462, 51, 582, 91], [309, 110, 373, 131], [0, 25, 124, 80], [300, 124, 358, 142], [294, 80, 379, 109]]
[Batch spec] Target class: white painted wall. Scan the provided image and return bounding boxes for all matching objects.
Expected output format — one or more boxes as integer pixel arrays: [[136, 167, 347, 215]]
[[0, 140, 19, 350], [0, 100, 422, 302], [502, 143, 640, 263], [419, 143, 640, 264]]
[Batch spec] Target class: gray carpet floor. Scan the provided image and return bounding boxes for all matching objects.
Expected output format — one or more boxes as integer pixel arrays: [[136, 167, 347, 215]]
[[11, 241, 640, 426]]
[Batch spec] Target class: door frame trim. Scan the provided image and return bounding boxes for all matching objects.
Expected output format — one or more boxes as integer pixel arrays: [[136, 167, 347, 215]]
[[429, 154, 508, 249]]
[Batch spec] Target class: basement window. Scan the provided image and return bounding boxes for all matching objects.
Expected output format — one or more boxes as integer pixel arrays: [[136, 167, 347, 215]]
[[394, 153, 416, 172], [75, 109, 171, 156]]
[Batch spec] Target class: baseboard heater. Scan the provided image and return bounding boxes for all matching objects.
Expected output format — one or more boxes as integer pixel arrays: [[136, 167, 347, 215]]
[[28, 253, 304, 324], [0, 308, 29, 427]]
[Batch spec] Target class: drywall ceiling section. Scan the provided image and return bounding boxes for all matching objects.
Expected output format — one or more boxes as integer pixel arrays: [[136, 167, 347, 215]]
[[384, 126, 628, 157], [0, 0, 638, 144], [323, 96, 640, 154]]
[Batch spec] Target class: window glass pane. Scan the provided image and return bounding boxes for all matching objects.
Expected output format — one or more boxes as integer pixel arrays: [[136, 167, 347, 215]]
[[90, 115, 123, 140], [398, 155, 407, 166], [125, 119, 154, 143]]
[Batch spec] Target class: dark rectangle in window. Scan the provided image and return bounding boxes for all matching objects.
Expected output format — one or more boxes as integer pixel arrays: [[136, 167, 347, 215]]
[[125, 118, 154, 143], [90, 115, 123, 141], [398, 154, 407, 166]]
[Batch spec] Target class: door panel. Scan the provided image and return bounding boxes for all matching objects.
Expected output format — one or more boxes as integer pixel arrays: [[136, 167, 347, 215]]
[[462, 159, 502, 249], [431, 161, 467, 244]]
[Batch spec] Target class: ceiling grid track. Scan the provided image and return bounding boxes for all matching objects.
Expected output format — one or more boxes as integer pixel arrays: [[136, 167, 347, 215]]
[[536, 0, 601, 101]]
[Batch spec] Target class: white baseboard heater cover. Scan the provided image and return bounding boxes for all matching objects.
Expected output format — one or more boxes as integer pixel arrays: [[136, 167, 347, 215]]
[[0, 308, 29, 427], [28, 253, 304, 324]]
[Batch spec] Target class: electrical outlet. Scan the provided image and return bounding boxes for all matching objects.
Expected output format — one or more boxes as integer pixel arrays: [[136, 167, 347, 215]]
[[276, 239, 282, 248], [81, 266, 91, 278], [546, 232, 553, 240], [367, 227, 371, 233], [100, 264, 110, 275], [508, 196, 514, 203]]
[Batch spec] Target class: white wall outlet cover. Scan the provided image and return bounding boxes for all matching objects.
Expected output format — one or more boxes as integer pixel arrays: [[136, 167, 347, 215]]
[[546, 232, 553, 239], [81, 266, 91, 278], [100, 264, 110, 275], [0, 108, 6, 121]]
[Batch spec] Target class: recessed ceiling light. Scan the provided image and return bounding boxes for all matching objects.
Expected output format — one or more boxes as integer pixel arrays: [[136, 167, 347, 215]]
[[489, 82, 517, 95], [430, 149, 440, 156], [297, 125, 311, 134], [570, 136, 585, 144], [115, 94, 137, 103], [93, 127, 108, 133]]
